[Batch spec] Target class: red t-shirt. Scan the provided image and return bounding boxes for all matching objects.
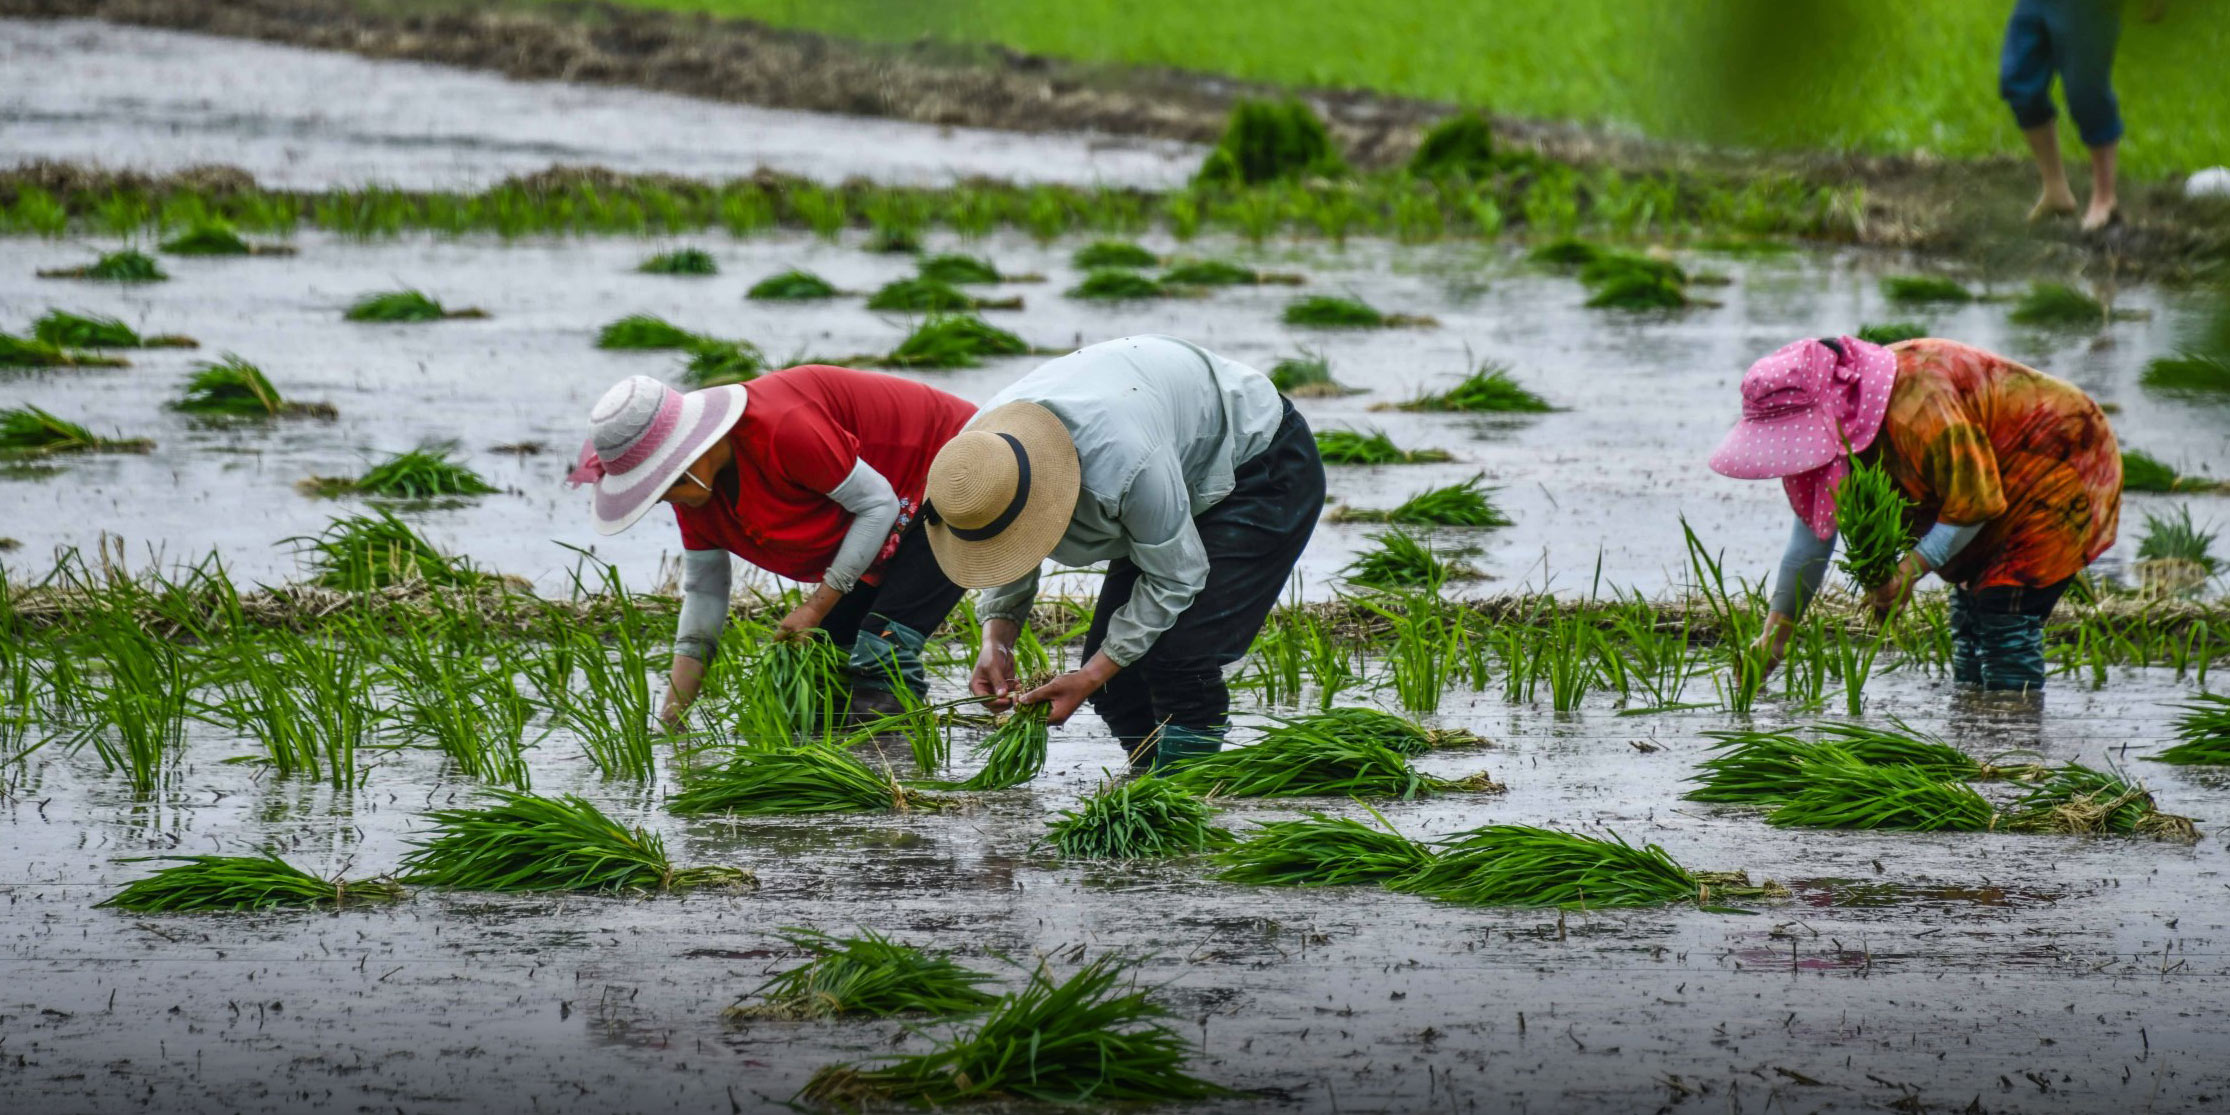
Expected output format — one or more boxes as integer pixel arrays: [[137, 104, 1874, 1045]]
[[673, 365, 976, 583]]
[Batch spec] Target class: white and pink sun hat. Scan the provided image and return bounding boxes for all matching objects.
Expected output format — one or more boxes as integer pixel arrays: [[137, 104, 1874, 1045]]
[[1708, 336, 1899, 539], [566, 375, 747, 535]]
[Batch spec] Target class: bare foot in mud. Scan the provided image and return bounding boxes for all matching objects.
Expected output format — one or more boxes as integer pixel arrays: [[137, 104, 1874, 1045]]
[[2028, 190, 2078, 222], [2080, 200, 2119, 233]]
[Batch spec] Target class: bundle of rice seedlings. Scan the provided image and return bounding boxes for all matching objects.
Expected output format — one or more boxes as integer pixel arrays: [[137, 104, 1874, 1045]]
[[1159, 259, 1303, 286], [1395, 826, 1702, 908], [1765, 762, 1995, 831], [1808, 720, 2010, 779], [1341, 529, 1477, 589], [1389, 363, 1551, 413], [741, 636, 852, 739], [38, 249, 167, 282], [1267, 350, 1355, 397], [32, 310, 196, 349], [929, 704, 1051, 791], [304, 447, 500, 500], [1072, 240, 1158, 270], [2121, 449, 2180, 492], [1066, 269, 1168, 300], [1881, 275, 1972, 304], [729, 928, 999, 1019], [0, 333, 128, 368], [875, 277, 1022, 313], [2151, 694, 2230, 765], [1314, 428, 1452, 465], [1529, 238, 1601, 266], [1044, 774, 1231, 859], [1409, 110, 1497, 178], [1685, 729, 1837, 804], [1856, 322, 1927, 346], [2010, 282, 2106, 327], [1266, 706, 1486, 757], [2004, 764, 2196, 839], [1580, 254, 1686, 289], [1193, 97, 1346, 186], [1162, 731, 1499, 800], [288, 510, 480, 590], [0, 405, 152, 456], [638, 247, 718, 275], [801, 954, 1228, 1106], [680, 338, 765, 388], [916, 253, 1007, 285], [1215, 810, 1435, 886], [176, 354, 334, 418], [158, 220, 254, 255], [1332, 476, 1510, 527], [345, 289, 487, 322], [1585, 270, 1689, 310], [99, 852, 403, 913], [885, 315, 1030, 368], [2142, 353, 2230, 396], [669, 745, 935, 815], [2136, 506, 2219, 574], [1833, 453, 1914, 591], [747, 269, 839, 300], [1282, 295, 1434, 328], [401, 789, 752, 893], [596, 313, 701, 349]]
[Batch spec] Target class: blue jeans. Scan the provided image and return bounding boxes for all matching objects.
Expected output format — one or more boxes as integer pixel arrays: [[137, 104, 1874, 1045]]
[[2000, 0, 2124, 148], [1949, 579, 2071, 692]]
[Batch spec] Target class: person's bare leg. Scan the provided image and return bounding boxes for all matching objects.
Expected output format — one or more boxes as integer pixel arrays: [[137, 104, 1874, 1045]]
[[2081, 142, 2118, 231], [2021, 122, 2079, 220]]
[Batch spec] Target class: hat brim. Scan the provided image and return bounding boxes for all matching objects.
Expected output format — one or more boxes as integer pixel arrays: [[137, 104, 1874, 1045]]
[[589, 384, 747, 535], [925, 401, 1082, 589], [1707, 409, 1843, 481]]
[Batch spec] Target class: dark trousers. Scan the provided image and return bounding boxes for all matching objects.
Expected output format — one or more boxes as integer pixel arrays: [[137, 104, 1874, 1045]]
[[821, 521, 965, 691], [1950, 578, 2072, 692], [1082, 398, 1326, 754], [2000, 0, 2124, 147]]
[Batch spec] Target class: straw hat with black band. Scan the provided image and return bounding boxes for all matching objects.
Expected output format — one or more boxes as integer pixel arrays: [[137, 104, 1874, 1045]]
[[922, 400, 1082, 588]]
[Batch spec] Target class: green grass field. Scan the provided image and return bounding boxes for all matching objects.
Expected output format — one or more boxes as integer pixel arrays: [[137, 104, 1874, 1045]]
[[574, 0, 2230, 180]]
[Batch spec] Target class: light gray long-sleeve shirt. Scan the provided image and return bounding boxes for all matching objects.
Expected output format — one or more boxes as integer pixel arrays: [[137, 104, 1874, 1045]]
[[974, 335, 1285, 667]]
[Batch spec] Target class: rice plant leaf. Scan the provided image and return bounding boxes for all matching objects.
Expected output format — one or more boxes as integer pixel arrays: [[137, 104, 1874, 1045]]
[[400, 789, 752, 893], [100, 851, 403, 913], [1393, 825, 1703, 909], [1044, 774, 1230, 859], [731, 927, 999, 1019], [1215, 809, 1435, 886]]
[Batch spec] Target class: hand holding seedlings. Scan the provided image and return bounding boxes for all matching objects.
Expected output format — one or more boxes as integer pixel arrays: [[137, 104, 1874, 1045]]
[[1866, 553, 1930, 619], [1019, 654, 1117, 726], [970, 617, 1021, 710], [776, 586, 842, 642]]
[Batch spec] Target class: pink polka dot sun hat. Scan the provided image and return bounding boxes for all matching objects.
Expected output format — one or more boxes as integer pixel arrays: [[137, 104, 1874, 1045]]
[[1707, 336, 1898, 538]]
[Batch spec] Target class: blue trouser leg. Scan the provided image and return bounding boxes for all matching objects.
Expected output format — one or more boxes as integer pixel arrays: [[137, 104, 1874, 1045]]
[[2000, 0, 2124, 147], [1999, 0, 2061, 131], [1950, 586, 2055, 692]]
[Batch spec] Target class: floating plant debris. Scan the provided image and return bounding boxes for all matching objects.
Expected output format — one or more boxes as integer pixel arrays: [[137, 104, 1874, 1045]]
[[0, 405, 151, 456], [1194, 97, 1346, 186], [1161, 730, 1499, 800], [2136, 506, 2220, 574], [747, 269, 839, 300], [1159, 258, 1303, 286], [345, 289, 488, 322], [1331, 475, 1510, 527], [100, 852, 402, 913], [1267, 350, 1354, 397], [401, 790, 752, 893], [1215, 810, 1435, 887], [926, 704, 1051, 792], [1044, 774, 1230, 859], [867, 276, 1020, 312], [1266, 707, 1486, 758], [176, 354, 335, 419], [1833, 453, 1914, 592], [1282, 295, 1433, 328], [1856, 322, 1927, 345], [596, 313, 700, 349], [637, 247, 718, 275], [1409, 110, 1497, 178], [2009, 282, 2105, 327], [38, 249, 166, 282], [0, 334, 128, 368], [1066, 269, 1168, 300], [884, 314, 1031, 368], [1881, 275, 1973, 304], [2152, 694, 2230, 765], [1388, 363, 1551, 412], [1395, 826, 1725, 908], [669, 745, 935, 816], [302, 447, 500, 500], [730, 928, 999, 1020], [1071, 240, 1158, 270], [1313, 428, 1452, 465], [288, 510, 482, 590], [1341, 529, 1478, 589], [31, 310, 194, 349]]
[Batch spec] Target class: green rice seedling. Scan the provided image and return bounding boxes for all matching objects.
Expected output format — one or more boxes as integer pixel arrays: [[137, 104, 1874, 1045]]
[[1765, 762, 1995, 831], [2136, 506, 2219, 574], [567, 629, 661, 781], [288, 510, 480, 590], [157, 220, 246, 256], [1268, 350, 1354, 397], [1341, 529, 1477, 590], [67, 622, 193, 796], [1162, 729, 1498, 800], [730, 927, 1000, 1019], [2004, 763, 2197, 839], [1072, 240, 1159, 269], [1356, 589, 1469, 713], [2121, 449, 2180, 492], [2151, 694, 2230, 764], [1215, 809, 1435, 886], [176, 354, 333, 419], [1389, 362, 1552, 412], [385, 642, 535, 789], [842, 682, 951, 776], [867, 277, 1021, 312], [747, 269, 839, 300], [402, 790, 751, 893], [1267, 706, 1485, 757], [305, 447, 499, 500], [1314, 428, 1452, 465], [1881, 275, 1973, 304], [596, 313, 700, 349], [1585, 270, 1689, 310], [929, 704, 1051, 791], [1856, 322, 1927, 345], [213, 633, 376, 789], [31, 310, 195, 348], [1333, 475, 1510, 527], [679, 338, 765, 388], [0, 405, 151, 456], [801, 953, 1228, 1106], [38, 249, 166, 282], [915, 253, 1005, 284], [1193, 97, 1346, 187], [1685, 729, 1833, 804], [1580, 253, 1686, 289], [0, 334, 129, 368], [669, 745, 935, 815], [1394, 826, 1701, 909], [99, 852, 402, 913], [1066, 268, 1169, 300], [738, 635, 852, 741], [344, 289, 487, 322], [2010, 282, 2105, 327], [2141, 353, 2230, 396], [638, 247, 718, 275], [1529, 237, 1601, 266], [885, 315, 1030, 368], [1833, 453, 1914, 591], [1044, 773, 1231, 859], [1159, 258, 1303, 286], [1409, 110, 1497, 178], [1282, 294, 1434, 328]]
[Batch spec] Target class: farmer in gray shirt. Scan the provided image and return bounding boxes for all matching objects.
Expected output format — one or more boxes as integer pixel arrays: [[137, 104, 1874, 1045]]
[[922, 335, 1326, 769]]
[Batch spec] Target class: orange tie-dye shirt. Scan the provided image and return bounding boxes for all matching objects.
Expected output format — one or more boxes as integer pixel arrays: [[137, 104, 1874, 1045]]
[[1871, 340, 2120, 591]]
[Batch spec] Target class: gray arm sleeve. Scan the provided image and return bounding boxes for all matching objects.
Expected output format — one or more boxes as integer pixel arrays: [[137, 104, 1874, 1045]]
[[673, 548, 732, 663], [1769, 515, 1838, 619], [822, 459, 900, 594], [1097, 454, 1210, 668], [1912, 519, 1984, 570], [976, 566, 1042, 629]]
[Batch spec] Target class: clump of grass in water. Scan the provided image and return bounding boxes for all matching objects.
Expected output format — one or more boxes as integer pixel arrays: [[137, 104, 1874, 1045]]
[[1342, 528, 1477, 589], [1066, 269, 1169, 300], [2151, 694, 2230, 765], [1193, 96, 1346, 186], [1215, 809, 1435, 887], [2136, 506, 2219, 574], [1394, 826, 1711, 909], [0, 405, 152, 456], [638, 247, 718, 275], [33, 310, 195, 349], [2118, 449, 2221, 493], [1161, 730, 1500, 800], [158, 219, 252, 255], [885, 314, 1030, 368], [1268, 350, 1355, 397], [1264, 707, 1485, 757], [2004, 763, 2196, 840], [1071, 240, 1158, 270], [1314, 428, 1452, 465], [2009, 282, 2105, 327], [1159, 258, 1303, 286], [176, 354, 334, 419], [401, 790, 752, 893], [2142, 352, 2230, 396], [747, 269, 839, 300], [1388, 362, 1551, 412], [1331, 475, 1510, 527], [38, 249, 167, 282], [0, 333, 130, 368], [288, 510, 481, 590], [679, 338, 764, 388], [730, 928, 1000, 1020], [1282, 294, 1434, 328], [1045, 774, 1230, 859], [1529, 237, 1601, 266], [303, 447, 500, 500], [596, 313, 700, 349], [1765, 762, 1996, 831], [867, 276, 1021, 312], [1409, 110, 1497, 178], [1582, 253, 1690, 310], [1856, 322, 1926, 346], [802, 953, 1229, 1106], [1833, 453, 1914, 592], [670, 745, 936, 815], [345, 289, 487, 322], [916, 253, 1007, 284], [927, 704, 1051, 791], [100, 852, 403, 913], [1880, 275, 1973, 304]]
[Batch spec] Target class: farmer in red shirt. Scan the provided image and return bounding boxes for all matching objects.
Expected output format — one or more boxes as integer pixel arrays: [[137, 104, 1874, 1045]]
[[569, 367, 977, 727]]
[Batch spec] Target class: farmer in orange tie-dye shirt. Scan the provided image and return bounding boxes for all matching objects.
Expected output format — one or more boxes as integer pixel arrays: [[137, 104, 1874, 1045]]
[[1709, 336, 2120, 693]]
